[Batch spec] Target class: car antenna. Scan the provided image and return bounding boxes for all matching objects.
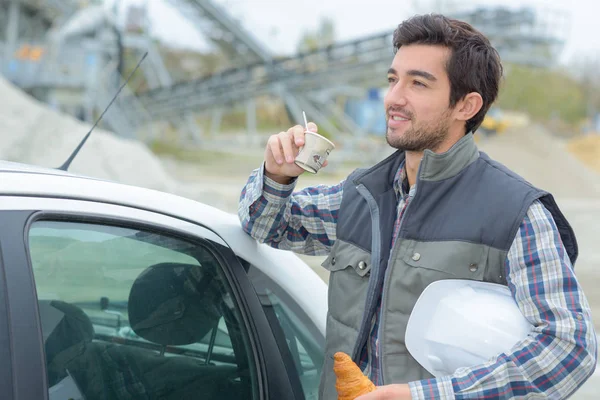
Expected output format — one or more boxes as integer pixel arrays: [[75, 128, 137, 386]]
[[57, 51, 148, 171]]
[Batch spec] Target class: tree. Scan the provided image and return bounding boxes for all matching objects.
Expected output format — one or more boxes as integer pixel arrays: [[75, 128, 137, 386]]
[[496, 64, 587, 125], [297, 17, 336, 53], [570, 54, 600, 118]]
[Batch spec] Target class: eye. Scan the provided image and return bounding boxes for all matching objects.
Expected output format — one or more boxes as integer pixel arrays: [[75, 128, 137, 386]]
[[387, 76, 396, 84], [413, 80, 426, 87]]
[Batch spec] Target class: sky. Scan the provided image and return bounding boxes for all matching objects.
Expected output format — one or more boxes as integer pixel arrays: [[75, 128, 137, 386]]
[[109, 0, 600, 66]]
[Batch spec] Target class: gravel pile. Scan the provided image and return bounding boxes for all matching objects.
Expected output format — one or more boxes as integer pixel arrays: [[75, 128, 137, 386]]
[[0, 75, 174, 192]]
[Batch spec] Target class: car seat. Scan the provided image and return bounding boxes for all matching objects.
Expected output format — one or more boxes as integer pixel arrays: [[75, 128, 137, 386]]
[[40, 300, 94, 386], [125, 262, 248, 399], [128, 262, 222, 349]]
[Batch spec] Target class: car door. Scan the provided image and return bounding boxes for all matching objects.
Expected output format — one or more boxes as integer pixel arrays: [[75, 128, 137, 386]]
[[0, 196, 299, 400], [241, 258, 326, 400]]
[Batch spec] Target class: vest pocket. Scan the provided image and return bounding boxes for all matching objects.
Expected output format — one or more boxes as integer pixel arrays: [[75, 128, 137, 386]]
[[403, 240, 489, 281], [323, 240, 372, 329], [321, 239, 372, 277]]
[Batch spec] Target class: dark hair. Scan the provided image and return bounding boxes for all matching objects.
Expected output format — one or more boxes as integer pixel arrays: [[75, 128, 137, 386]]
[[393, 14, 503, 133]]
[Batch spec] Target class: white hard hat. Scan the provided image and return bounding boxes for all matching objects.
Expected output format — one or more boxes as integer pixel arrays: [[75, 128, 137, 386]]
[[405, 279, 533, 377]]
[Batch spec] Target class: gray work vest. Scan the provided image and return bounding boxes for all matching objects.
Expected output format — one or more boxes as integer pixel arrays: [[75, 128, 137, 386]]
[[317, 133, 577, 400]]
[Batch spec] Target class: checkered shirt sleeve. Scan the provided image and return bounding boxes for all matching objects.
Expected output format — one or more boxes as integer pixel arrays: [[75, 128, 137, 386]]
[[238, 165, 343, 256], [409, 200, 597, 399]]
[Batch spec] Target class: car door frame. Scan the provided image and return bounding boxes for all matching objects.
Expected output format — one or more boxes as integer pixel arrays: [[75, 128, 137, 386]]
[[0, 196, 304, 400]]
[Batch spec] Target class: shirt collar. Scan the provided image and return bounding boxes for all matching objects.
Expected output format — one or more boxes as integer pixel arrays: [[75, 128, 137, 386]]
[[393, 159, 410, 198]]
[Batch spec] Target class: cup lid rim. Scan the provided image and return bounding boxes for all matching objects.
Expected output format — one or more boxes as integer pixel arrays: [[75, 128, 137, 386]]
[[304, 131, 335, 148]]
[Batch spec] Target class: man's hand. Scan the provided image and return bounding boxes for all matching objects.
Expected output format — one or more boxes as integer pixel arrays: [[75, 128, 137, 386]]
[[264, 122, 327, 184], [355, 384, 412, 400]]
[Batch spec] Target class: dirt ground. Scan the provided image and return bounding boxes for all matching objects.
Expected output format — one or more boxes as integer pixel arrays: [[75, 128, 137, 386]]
[[568, 134, 600, 175]]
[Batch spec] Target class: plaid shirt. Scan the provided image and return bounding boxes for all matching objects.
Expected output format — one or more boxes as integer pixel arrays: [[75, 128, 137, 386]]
[[238, 164, 597, 399]]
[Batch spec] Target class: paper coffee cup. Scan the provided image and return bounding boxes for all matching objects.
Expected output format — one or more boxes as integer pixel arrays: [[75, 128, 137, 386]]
[[294, 131, 335, 174]]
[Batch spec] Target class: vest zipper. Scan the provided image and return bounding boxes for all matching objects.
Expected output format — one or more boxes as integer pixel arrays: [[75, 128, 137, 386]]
[[377, 164, 421, 385], [351, 184, 383, 362]]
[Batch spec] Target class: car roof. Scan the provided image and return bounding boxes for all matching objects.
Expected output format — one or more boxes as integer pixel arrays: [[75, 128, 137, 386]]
[[0, 160, 92, 176], [0, 160, 241, 229], [0, 160, 328, 333]]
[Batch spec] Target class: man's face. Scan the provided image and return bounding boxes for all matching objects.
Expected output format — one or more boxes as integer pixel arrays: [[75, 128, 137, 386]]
[[384, 44, 455, 152]]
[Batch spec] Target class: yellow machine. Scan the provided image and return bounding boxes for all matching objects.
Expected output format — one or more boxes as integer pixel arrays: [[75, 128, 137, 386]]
[[479, 108, 509, 135]]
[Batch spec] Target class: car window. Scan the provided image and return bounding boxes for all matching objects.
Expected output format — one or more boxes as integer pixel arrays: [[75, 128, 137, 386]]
[[28, 220, 258, 400], [242, 258, 324, 400]]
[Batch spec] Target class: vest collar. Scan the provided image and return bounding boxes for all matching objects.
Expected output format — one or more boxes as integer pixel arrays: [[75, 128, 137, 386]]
[[418, 132, 479, 182], [353, 133, 480, 195]]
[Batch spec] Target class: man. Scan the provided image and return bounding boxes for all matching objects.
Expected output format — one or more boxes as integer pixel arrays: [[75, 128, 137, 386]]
[[238, 13, 597, 400]]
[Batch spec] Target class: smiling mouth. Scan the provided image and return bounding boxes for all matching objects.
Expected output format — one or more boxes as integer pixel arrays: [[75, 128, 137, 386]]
[[391, 116, 410, 121]]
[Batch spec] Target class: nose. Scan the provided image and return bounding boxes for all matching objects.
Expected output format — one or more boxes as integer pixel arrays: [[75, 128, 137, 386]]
[[384, 82, 408, 108]]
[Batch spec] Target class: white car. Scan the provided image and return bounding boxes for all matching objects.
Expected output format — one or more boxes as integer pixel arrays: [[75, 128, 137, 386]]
[[0, 160, 328, 400]]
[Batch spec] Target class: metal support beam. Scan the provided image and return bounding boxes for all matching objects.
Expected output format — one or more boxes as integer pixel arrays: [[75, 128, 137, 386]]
[[246, 98, 257, 137], [192, 0, 272, 63], [0, 3, 7, 42], [165, 0, 273, 64], [123, 35, 172, 89], [5, 0, 20, 70], [146, 41, 172, 88], [184, 113, 203, 144], [210, 108, 223, 137], [282, 92, 343, 139], [175, 116, 188, 145], [20, 11, 45, 39], [313, 97, 366, 137]]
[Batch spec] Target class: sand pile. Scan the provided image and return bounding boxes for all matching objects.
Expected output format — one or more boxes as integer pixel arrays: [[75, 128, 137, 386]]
[[0, 76, 174, 192], [567, 134, 600, 175], [477, 125, 600, 199]]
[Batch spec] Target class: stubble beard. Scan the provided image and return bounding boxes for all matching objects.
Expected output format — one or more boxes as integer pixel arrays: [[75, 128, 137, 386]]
[[386, 111, 452, 152]]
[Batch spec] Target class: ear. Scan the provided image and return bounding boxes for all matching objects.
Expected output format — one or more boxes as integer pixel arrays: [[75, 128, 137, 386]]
[[454, 92, 483, 122]]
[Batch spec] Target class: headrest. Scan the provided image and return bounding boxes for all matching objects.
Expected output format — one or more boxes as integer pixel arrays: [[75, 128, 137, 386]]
[[128, 262, 223, 346]]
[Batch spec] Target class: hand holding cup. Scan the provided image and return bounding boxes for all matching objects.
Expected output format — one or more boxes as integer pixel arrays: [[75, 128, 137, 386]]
[[264, 119, 335, 183]]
